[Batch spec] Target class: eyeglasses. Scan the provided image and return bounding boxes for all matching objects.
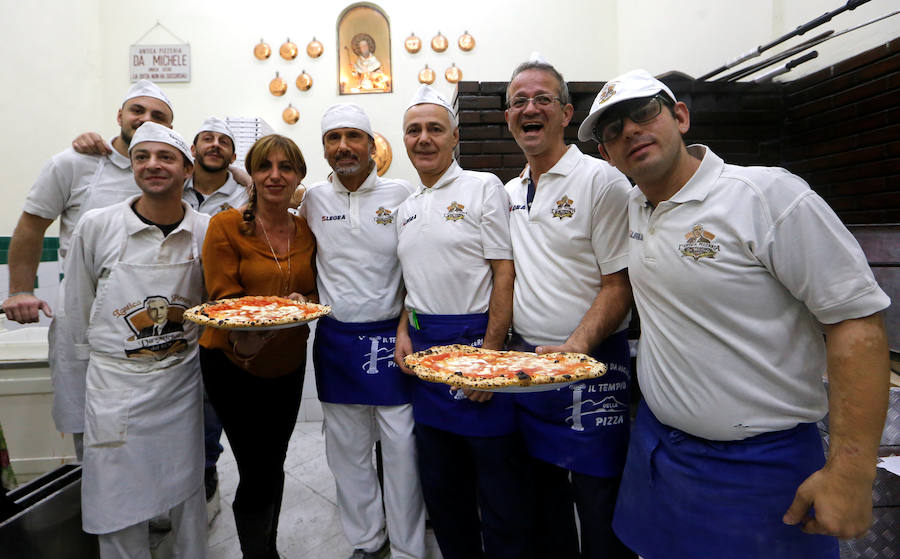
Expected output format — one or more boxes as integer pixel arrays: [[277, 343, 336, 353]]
[[507, 94, 561, 110], [592, 95, 667, 143]]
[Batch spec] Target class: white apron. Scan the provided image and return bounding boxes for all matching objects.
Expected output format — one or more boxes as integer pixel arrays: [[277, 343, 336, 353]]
[[52, 154, 141, 433], [80, 226, 204, 535]]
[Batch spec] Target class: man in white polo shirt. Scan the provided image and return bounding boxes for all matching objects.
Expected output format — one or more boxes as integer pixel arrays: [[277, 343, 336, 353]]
[[579, 68, 890, 559], [183, 116, 248, 215], [2, 80, 174, 460], [300, 103, 424, 559], [394, 85, 532, 559], [503, 58, 634, 559], [66, 121, 208, 559]]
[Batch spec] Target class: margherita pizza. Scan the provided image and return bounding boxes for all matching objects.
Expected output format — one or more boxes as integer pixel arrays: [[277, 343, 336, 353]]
[[184, 295, 331, 329], [404, 344, 606, 390]]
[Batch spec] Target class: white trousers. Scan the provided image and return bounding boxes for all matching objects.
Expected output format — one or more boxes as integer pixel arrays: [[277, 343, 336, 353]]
[[322, 402, 426, 559], [97, 485, 207, 559]]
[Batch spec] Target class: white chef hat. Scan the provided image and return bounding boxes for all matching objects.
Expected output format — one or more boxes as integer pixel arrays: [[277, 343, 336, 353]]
[[123, 80, 173, 114], [195, 116, 235, 146], [129, 121, 194, 164], [528, 51, 549, 64], [321, 103, 374, 138], [405, 84, 456, 128], [577, 69, 677, 142]]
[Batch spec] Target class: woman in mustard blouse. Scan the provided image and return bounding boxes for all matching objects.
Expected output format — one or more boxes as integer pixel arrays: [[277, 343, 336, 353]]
[[200, 134, 316, 559]]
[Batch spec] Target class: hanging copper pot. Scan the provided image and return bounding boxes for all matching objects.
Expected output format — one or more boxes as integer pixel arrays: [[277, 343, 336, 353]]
[[458, 30, 475, 52], [405, 32, 422, 54], [373, 133, 392, 176], [253, 38, 271, 60], [269, 72, 287, 96], [445, 63, 462, 83], [296, 70, 313, 91], [306, 37, 323, 58], [279, 38, 298, 60], [431, 31, 448, 53], [418, 64, 436, 85], [283, 104, 299, 125]]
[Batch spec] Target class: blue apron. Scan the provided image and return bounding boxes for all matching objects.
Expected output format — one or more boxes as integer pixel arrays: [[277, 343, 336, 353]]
[[408, 313, 515, 437], [313, 315, 412, 406], [613, 401, 839, 559], [509, 331, 631, 477]]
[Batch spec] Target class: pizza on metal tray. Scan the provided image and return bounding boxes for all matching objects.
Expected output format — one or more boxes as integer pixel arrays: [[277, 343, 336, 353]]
[[403, 344, 606, 389], [184, 295, 331, 329]]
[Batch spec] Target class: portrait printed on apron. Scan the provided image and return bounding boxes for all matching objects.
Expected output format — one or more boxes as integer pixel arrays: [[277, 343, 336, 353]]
[[119, 294, 193, 359]]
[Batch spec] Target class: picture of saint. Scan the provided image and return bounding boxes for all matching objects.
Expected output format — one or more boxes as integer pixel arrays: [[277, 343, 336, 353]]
[[337, 4, 392, 95]]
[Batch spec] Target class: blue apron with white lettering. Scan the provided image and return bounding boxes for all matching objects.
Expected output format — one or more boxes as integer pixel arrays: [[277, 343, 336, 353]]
[[408, 313, 515, 437], [313, 315, 411, 405], [510, 330, 631, 477], [613, 401, 839, 559]]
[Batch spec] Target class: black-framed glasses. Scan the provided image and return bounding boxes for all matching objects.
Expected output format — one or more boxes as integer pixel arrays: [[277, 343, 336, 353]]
[[592, 95, 667, 143], [508, 94, 561, 110]]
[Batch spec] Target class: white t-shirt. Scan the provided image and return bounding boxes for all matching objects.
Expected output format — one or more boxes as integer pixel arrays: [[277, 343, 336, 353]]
[[65, 196, 210, 362], [23, 141, 137, 266], [183, 172, 248, 216], [506, 145, 631, 346], [629, 145, 891, 441], [397, 161, 512, 315], [301, 169, 414, 323]]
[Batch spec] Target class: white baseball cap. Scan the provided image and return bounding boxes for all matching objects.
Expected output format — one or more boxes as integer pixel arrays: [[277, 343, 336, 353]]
[[577, 69, 677, 142], [321, 103, 373, 137], [129, 121, 194, 164], [196, 116, 235, 146], [123, 80, 173, 114]]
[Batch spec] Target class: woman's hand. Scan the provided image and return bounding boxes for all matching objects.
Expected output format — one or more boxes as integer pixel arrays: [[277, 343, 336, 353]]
[[229, 330, 275, 359], [287, 292, 308, 303]]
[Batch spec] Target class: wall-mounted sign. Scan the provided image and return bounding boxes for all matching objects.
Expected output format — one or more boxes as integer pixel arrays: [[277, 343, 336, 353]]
[[130, 44, 191, 82]]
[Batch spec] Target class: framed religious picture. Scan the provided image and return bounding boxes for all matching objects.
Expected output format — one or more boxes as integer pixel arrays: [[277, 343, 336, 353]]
[[337, 3, 392, 94]]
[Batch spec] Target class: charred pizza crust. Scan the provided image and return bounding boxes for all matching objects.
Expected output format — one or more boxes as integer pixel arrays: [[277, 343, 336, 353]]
[[184, 295, 331, 329], [403, 344, 606, 389]]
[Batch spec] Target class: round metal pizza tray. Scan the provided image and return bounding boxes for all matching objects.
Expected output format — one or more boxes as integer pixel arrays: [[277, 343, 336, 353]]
[[485, 380, 577, 393]]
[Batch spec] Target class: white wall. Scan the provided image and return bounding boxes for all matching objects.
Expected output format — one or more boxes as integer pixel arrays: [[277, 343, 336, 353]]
[[1, 0, 897, 237]]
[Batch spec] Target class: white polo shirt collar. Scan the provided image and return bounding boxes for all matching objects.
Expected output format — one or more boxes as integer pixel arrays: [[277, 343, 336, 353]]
[[107, 138, 132, 170], [330, 166, 379, 195], [414, 160, 463, 194]]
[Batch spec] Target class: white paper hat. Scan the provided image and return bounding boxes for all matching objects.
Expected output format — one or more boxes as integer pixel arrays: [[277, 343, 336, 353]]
[[321, 103, 373, 137], [405, 84, 456, 126], [123, 80, 173, 114], [528, 51, 549, 64], [196, 116, 235, 145], [577, 69, 677, 142], [129, 121, 193, 164]]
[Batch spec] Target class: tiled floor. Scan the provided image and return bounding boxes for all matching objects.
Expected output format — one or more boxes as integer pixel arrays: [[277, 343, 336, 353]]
[[207, 420, 442, 559]]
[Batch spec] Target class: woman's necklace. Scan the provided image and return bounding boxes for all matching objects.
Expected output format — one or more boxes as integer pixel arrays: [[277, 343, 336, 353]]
[[257, 217, 292, 295]]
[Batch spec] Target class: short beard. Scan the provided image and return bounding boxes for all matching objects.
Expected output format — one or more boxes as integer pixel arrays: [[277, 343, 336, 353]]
[[120, 129, 134, 147], [199, 156, 229, 173], [333, 161, 362, 177]]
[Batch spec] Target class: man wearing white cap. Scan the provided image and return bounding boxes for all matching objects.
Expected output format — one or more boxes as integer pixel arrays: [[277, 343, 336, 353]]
[[65, 121, 209, 558], [300, 103, 424, 559], [394, 85, 532, 559], [2, 79, 174, 460], [503, 58, 634, 559], [579, 69, 890, 559], [184, 116, 248, 215]]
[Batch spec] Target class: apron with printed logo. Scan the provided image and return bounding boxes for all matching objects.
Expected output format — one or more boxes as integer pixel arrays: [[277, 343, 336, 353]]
[[408, 313, 515, 437], [313, 315, 412, 405], [80, 222, 204, 534], [510, 330, 631, 477], [52, 156, 140, 433]]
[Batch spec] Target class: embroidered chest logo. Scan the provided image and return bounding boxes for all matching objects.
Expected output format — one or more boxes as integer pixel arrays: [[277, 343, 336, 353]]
[[374, 206, 394, 225], [597, 82, 617, 105], [444, 201, 467, 222], [402, 214, 417, 227], [551, 195, 575, 219], [678, 223, 720, 260], [322, 214, 346, 222]]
